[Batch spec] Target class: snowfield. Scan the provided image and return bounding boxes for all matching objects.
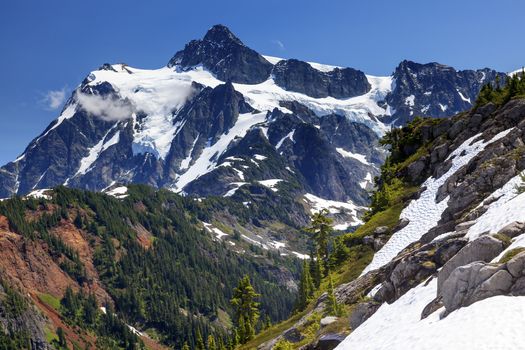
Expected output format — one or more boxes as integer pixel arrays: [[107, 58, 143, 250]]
[[362, 127, 515, 275], [337, 278, 525, 350], [84, 60, 393, 168], [303, 193, 365, 227], [173, 112, 267, 191]]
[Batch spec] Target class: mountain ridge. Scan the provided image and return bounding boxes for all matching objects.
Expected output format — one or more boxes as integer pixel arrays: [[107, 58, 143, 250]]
[[0, 25, 506, 208]]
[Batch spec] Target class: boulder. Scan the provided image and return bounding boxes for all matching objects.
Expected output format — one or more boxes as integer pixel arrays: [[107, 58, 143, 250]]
[[320, 316, 338, 327], [505, 251, 525, 278], [283, 327, 304, 343], [349, 301, 380, 330], [441, 262, 512, 313], [314, 334, 347, 350], [437, 235, 504, 294], [406, 159, 427, 182], [373, 226, 389, 236], [498, 221, 525, 239]]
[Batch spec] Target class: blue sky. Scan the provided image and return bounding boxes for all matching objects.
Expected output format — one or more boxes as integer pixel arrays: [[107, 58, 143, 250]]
[[1, 0, 524, 165]]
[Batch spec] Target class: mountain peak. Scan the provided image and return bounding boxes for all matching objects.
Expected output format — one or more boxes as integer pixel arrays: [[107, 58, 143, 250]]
[[203, 24, 243, 46], [167, 25, 272, 84]]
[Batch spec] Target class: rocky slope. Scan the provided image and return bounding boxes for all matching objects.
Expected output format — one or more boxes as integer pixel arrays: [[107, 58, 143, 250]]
[[251, 92, 525, 349], [0, 25, 505, 233]]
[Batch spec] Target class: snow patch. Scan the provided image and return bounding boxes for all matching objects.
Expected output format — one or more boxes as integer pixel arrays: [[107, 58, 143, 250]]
[[275, 129, 295, 149], [174, 112, 267, 191], [26, 189, 52, 200], [456, 89, 471, 103], [105, 186, 128, 199], [362, 128, 515, 275], [336, 148, 370, 165], [258, 179, 283, 192]]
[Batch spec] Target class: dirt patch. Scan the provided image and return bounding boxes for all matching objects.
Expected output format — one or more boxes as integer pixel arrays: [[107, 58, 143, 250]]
[[50, 221, 111, 304], [133, 224, 154, 250]]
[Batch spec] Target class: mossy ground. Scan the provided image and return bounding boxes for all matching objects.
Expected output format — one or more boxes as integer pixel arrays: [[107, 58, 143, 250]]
[[38, 293, 61, 311]]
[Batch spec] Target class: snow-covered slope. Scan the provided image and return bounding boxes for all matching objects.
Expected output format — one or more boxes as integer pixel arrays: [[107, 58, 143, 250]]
[[339, 278, 525, 350], [332, 97, 525, 349]]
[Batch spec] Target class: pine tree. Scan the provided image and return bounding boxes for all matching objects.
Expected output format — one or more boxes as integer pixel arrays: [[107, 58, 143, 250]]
[[207, 335, 216, 350], [309, 249, 321, 289], [230, 275, 260, 344], [57, 327, 67, 347], [182, 342, 190, 350], [325, 274, 342, 317], [61, 286, 80, 320], [196, 330, 206, 350], [330, 236, 350, 267], [296, 260, 315, 310], [307, 210, 333, 276], [83, 293, 98, 326], [264, 315, 271, 330]]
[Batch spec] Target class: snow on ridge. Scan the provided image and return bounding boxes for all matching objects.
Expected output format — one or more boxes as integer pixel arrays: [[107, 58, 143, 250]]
[[337, 278, 525, 350], [508, 67, 524, 76], [105, 186, 128, 199], [362, 128, 515, 275], [275, 129, 295, 149], [32, 102, 77, 147], [303, 193, 364, 227], [335, 147, 370, 165], [174, 112, 267, 191], [223, 182, 247, 197], [262, 55, 342, 72], [456, 89, 471, 103], [73, 126, 121, 178], [26, 189, 52, 200], [360, 172, 373, 189], [258, 179, 283, 192]]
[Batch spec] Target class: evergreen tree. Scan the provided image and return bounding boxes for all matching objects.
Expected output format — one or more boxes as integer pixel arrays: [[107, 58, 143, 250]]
[[264, 315, 272, 330], [330, 236, 350, 267], [309, 249, 321, 289], [207, 335, 216, 350], [83, 293, 98, 326], [230, 275, 260, 343], [307, 210, 333, 276], [182, 342, 190, 350], [57, 327, 67, 348], [296, 260, 315, 310], [61, 286, 80, 320], [325, 274, 342, 317], [196, 330, 206, 350]]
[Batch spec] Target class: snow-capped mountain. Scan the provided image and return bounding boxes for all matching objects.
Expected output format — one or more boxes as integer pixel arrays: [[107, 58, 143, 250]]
[[0, 25, 505, 228]]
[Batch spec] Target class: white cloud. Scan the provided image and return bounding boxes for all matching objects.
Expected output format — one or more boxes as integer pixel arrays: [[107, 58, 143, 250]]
[[43, 88, 67, 110], [76, 92, 135, 121], [273, 39, 285, 51]]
